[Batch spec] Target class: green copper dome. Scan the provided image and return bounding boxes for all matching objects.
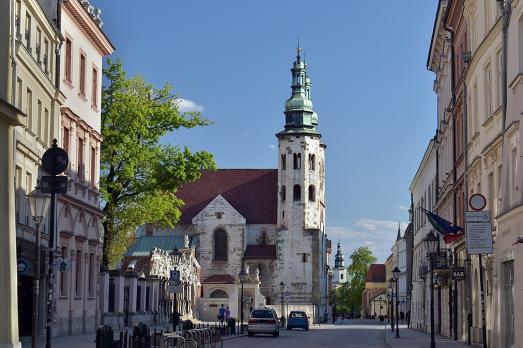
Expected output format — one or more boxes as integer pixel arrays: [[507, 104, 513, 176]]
[[277, 46, 319, 137], [285, 94, 313, 112]]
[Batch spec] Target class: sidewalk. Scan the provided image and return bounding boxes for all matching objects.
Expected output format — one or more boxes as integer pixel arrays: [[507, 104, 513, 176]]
[[21, 322, 246, 348], [384, 325, 480, 348]]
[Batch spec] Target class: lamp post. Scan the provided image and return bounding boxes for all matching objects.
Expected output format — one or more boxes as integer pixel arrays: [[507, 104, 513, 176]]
[[279, 281, 285, 326], [239, 269, 247, 334], [392, 267, 400, 338], [386, 291, 391, 329], [423, 231, 439, 348], [27, 188, 51, 348], [389, 278, 392, 332]]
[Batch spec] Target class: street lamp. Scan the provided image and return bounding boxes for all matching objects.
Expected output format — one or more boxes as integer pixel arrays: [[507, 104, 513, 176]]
[[27, 188, 51, 348], [389, 278, 395, 332], [392, 267, 400, 338], [279, 281, 285, 326], [239, 269, 248, 334], [423, 230, 439, 348]]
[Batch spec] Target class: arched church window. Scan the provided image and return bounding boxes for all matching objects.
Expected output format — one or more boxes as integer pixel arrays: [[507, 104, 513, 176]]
[[308, 185, 316, 202], [308, 154, 315, 171], [214, 229, 228, 261], [281, 154, 286, 170], [293, 153, 301, 170], [210, 289, 228, 298], [281, 185, 286, 202], [293, 185, 301, 201]]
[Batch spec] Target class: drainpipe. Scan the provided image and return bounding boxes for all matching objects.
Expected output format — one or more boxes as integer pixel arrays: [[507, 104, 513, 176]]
[[497, 0, 512, 214]]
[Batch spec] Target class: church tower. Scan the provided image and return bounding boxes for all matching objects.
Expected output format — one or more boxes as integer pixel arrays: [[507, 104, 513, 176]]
[[333, 241, 347, 288], [274, 46, 326, 309]]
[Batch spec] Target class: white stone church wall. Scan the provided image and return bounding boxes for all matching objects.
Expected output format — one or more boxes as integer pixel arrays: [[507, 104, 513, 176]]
[[246, 224, 277, 245], [193, 195, 246, 281]]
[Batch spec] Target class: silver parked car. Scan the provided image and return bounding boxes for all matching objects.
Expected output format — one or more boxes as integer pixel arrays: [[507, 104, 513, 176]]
[[247, 308, 280, 337]]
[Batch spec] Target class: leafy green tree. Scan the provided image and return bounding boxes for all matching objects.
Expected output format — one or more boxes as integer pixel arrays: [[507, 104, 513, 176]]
[[100, 60, 216, 267], [334, 282, 351, 314], [336, 246, 377, 313]]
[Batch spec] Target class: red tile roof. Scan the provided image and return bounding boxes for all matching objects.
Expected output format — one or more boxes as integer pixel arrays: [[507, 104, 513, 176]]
[[243, 245, 277, 260], [176, 169, 278, 224], [365, 264, 386, 283], [203, 274, 236, 284]]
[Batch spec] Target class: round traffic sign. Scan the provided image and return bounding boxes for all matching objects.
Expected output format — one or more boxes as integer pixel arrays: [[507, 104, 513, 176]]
[[42, 139, 69, 175], [469, 193, 487, 211], [17, 258, 29, 275]]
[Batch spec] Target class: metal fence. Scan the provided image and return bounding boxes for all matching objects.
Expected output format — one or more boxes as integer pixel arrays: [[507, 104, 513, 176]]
[[97, 321, 244, 348]]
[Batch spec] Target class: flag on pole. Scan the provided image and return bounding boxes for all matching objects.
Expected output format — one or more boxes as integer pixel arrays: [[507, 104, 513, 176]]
[[418, 208, 464, 244]]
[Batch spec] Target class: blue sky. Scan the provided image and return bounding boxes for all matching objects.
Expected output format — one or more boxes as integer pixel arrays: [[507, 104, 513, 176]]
[[93, 0, 438, 263]]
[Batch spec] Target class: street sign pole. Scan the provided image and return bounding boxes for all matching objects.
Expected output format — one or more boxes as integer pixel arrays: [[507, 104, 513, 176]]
[[41, 139, 68, 348], [465, 201, 490, 348]]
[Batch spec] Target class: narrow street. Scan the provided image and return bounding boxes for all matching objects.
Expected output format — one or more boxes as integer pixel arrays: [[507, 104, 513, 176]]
[[224, 320, 389, 348]]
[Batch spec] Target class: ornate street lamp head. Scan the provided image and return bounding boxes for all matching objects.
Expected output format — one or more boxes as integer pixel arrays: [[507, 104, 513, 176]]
[[392, 267, 400, 281], [26, 188, 51, 224], [423, 230, 439, 255], [279, 281, 285, 292]]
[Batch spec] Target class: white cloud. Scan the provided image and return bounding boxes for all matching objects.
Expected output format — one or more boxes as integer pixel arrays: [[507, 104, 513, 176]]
[[398, 205, 410, 211], [355, 218, 407, 232], [269, 144, 276, 150], [328, 218, 409, 263], [177, 98, 204, 113]]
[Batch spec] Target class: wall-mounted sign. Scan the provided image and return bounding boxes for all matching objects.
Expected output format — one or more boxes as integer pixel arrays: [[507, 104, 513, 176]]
[[452, 267, 466, 281], [17, 258, 29, 275], [465, 211, 493, 255]]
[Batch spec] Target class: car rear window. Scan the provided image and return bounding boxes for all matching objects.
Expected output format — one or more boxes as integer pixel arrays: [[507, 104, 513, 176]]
[[251, 310, 274, 318], [290, 312, 306, 318]]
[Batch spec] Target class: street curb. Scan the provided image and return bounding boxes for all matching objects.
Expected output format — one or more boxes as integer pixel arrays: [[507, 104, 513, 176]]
[[223, 334, 247, 340], [382, 326, 393, 348]]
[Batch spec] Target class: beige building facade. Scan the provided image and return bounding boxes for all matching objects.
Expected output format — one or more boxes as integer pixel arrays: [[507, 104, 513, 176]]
[[54, 0, 114, 336], [0, 0, 64, 342]]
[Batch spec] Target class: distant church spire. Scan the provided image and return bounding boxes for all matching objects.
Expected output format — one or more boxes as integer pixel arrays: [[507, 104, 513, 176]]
[[334, 241, 345, 268], [396, 222, 402, 241]]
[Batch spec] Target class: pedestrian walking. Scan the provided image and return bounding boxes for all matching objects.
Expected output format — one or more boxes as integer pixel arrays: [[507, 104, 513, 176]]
[[225, 306, 231, 321], [218, 304, 225, 323]]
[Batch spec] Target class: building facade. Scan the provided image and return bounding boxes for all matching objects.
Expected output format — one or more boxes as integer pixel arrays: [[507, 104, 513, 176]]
[[416, 1, 523, 346], [54, 0, 114, 337], [409, 138, 437, 332], [0, 0, 64, 342]]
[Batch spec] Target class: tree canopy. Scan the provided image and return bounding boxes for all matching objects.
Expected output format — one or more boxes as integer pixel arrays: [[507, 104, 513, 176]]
[[335, 246, 377, 314], [100, 60, 216, 267]]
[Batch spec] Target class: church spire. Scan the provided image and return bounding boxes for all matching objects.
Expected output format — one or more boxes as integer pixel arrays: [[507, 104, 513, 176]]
[[334, 241, 345, 268], [277, 45, 319, 136], [396, 222, 402, 241]]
